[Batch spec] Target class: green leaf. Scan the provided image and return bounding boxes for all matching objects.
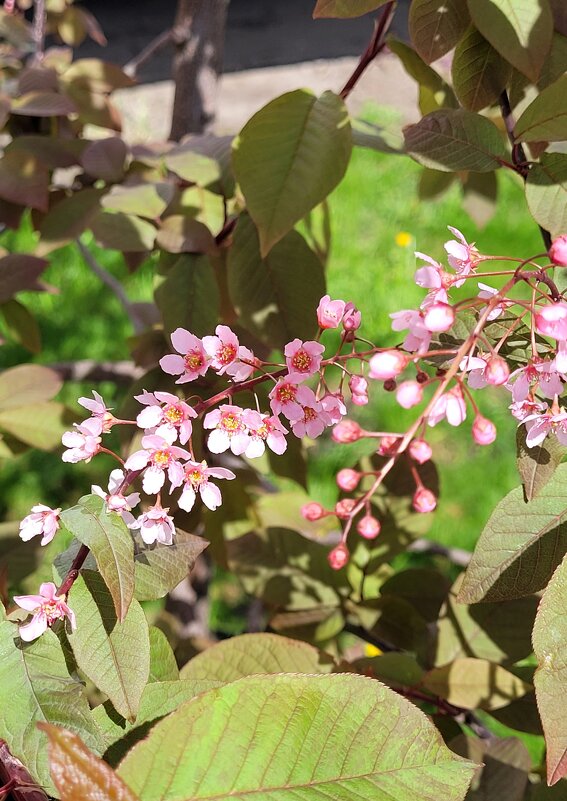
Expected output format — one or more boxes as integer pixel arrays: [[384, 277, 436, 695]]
[[233, 89, 352, 255], [380, 568, 450, 622], [93, 679, 220, 765], [118, 674, 476, 801], [435, 575, 538, 665], [102, 184, 174, 219], [148, 627, 178, 682], [418, 168, 457, 200], [154, 254, 219, 338], [388, 38, 458, 108], [164, 147, 221, 186], [0, 401, 68, 450], [227, 214, 325, 349], [526, 152, 567, 237], [39, 723, 139, 801], [468, 0, 553, 82], [1, 299, 41, 353], [515, 74, 567, 141], [312, 0, 391, 17], [0, 624, 103, 794], [91, 211, 156, 252], [68, 571, 150, 722], [176, 186, 225, 235], [533, 552, 567, 785], [423, 658, 531, 710], [452, 26, 512, 111], [180, 633, 337, 681], [134, 528, 208, 601], [409, 0, 470, 63], [61, 495, 134, 621], [404, 109, 508, 172], [458, 464, 567, 603], [516, 424, 565, 501]]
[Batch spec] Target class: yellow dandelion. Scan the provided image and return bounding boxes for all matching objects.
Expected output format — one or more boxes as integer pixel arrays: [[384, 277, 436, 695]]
[[395, 231, 413, 248]]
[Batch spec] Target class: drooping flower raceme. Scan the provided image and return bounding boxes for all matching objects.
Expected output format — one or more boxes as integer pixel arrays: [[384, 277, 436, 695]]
[[14, 582, 76, 642]]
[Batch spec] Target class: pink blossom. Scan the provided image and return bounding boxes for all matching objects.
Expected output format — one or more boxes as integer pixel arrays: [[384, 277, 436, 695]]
[[14, 582, 76, 642], [554, 339, 567, 373], [172, 460, 235, 512], [428, 385, 467, 427], [320, 393, 347, 424], [390, 310, 431, 354], [507, 360, 564, 402], [336, 468, 360, 491], [19, 505, 61, 546], [225, 346, 256, 383], [92, 469, 140, 526], [396, 380, 423, 409], [203, 405, 250, 455], [472, 416, 497, 445], [78, 391, 115, 431], [414, 252, 451, 300], [301, 502, 326, 521], [135, 390, 197, 444], [349, 375, 368, 395], [459, 354, 490, 390], [423, 303, 455, 333], [160, 328, 209, 384], [128, 505, 176, 545], [549, 235, 567, 267], [242, 410, 288, 457], [61, 417, 103, 463], [332, 419, 363, 443], [124, 433, 191, 495], [369, 350, 409, 380], [289, 397, 331, 439], [408, 439, 432, 464], [478, 283, 508, 321], [284, 339, 325, 382], [523, 408, 567, 447], [202, 325, 255, 381], [509, 398, 547, 422], [357, 515, 381, 539], [342, 302, 361, 331], [535, 303, 567, 341], [413, 487, 437, 513], [444, 226, 479, 278], [269, 380, 316, 420], [328, 543, 349, 570], [317, 295, 346, 329]]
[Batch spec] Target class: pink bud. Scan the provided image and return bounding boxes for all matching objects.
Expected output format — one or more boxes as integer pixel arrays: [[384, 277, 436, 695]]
[[423, 302, 455, 333], [349, 375, 368, 395], [412, 487, 437, 514], [378, 436, 400, 456], [336, 468, 360, 492], [332, 420, 363, 443], [395, 380, 423, 409], [549, 235, 567, 267], [335, 498, 356, 519], [357, 515, 381, 539], [351, 392, 369, 406], [342, 303, 361, 331], [408, 438, 432, 464], [301, 502, 326, 521], [328, 543, 349, 570], [369, 350, 409, 381], [484, 355, 510, 386], [317, 295, 346, 329], [535, 302, 567, 340], [472, 415, 497, 445]]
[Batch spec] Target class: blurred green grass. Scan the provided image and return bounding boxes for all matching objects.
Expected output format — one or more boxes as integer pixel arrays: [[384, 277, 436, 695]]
[[0, 111, 543, 549]]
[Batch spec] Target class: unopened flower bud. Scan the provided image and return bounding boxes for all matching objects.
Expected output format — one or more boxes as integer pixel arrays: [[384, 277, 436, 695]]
[[408, 438, 432, 464], [349, 375, 368, 395], [351, 392, 369, 406], [332, 419, 363, 443], [549, 235, 567, 267], [342, 303, 361, 331], [412, 487, 437, 514], [484, 355, 510, 386], [378, 436, 400, 456], [424, 302, 455, 333], [336, 468, 360, 492], [383, 379, 397, 392], [472, 415, 497, 445], [396, 380, 423, 409], [328, 543, 349, 570], [369, 350, 408, 380], [301, 502, 326, 521], [357, 515, 381, 539], [416, 371, 429, 383], [335, 498, 356, 519], [317, 295, 346, 329]]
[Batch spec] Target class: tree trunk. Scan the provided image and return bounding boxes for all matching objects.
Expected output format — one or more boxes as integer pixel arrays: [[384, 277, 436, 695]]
[[169, 0, 229, 140]]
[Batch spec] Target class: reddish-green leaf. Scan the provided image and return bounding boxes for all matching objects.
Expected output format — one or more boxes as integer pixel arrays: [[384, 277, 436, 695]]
[[81, 137, 128, 182], [11, 91, 77, 117], [233, 89, 351, 256], [450, 735, 531, 800], [154, 254, 219, 338], [388, 37, 457, 107], [462, 171, 498, 227], [526, 152, 567, 238], [0, 253, 48, 302], [404, 109, 508, 172], [156, 216, 216, 254], [313, 0, 391, 18], [533, 552, 567, 784], [409, 0, 470, 63], [515, 74, 567, 142], [452, 26, 512, 111], [423, 658, 531, 710], [91, 211, 156, 252], [164, 147, 220, 186], [468, 0, 553, 82], [1, 299, 41, 353], [133, 528, 208, 601], [0, 364, 61, 410], [37, 188, 104, 255], [102, 184, 174, 219], [40, 723, 139, 801], [0, 401, 68, 449], [516, 424, 565, 501], [0, 150, 48, 211]]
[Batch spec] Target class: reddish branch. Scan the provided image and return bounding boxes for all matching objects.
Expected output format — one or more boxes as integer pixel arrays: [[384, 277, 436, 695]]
[[0, 741, 48, 801], [339, 2, 396, 100]]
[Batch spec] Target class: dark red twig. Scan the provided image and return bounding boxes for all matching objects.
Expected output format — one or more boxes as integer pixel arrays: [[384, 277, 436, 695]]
[[0, 741, 48, 801], [339, 2, 396, 100]]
